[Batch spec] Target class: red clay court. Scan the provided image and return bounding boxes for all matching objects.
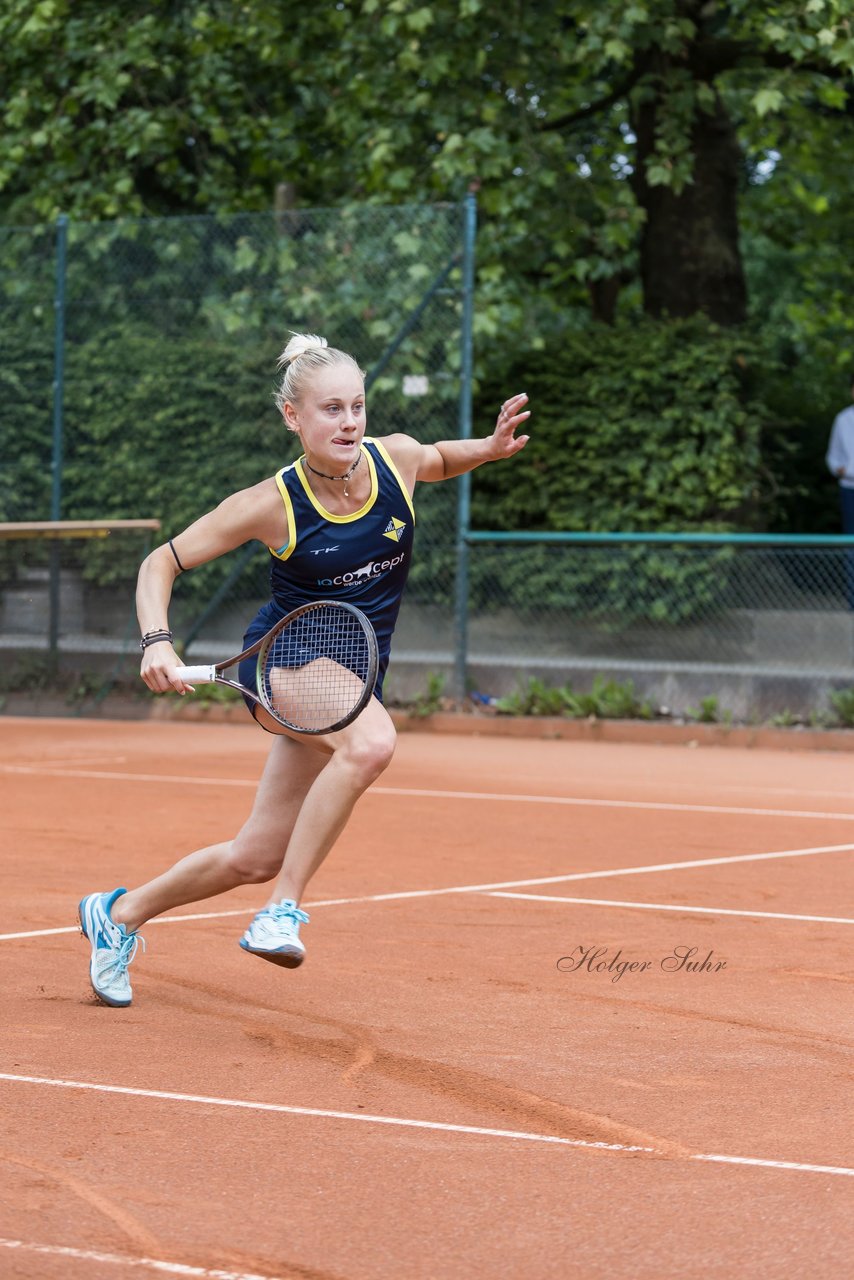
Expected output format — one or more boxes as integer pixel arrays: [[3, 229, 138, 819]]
[[1, 714, 852, 1279]]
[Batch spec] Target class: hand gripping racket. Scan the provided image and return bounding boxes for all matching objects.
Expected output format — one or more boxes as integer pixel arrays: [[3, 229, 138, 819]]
[[176, 600, 379, 735]]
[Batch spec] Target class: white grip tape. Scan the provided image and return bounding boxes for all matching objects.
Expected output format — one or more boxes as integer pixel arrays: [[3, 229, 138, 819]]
[[176, 665, 217, 683]]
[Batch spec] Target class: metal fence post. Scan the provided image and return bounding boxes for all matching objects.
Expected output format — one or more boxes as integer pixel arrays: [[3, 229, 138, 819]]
[[453, 192, 477, 701], [48, 213, 69, 670], [51, 214, 69, 522]]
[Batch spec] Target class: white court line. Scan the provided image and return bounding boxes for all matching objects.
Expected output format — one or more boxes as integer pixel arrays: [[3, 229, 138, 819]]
[[0, 764, 255, 789], [8, 754, 130, 770], [488, 892, 854, 926], [318, 841, 854, 897], [6, 761, 854, 823], [0, 910, 255, 942], [372, 786, 854, 825], [663, 780, 854, 804], [8, 754, 854, 806], [0, 1072, 851, 1179], [0, 1237, 277, 1280], [2, 843, 853, 942]]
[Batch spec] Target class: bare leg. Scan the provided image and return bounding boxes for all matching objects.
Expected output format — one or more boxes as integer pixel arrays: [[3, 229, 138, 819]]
[[112, 736, 325, 932], [112, 697, 396, 932], [267, 697, 396, 905]]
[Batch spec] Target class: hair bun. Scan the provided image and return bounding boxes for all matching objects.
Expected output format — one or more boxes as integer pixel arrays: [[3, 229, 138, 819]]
[[277, 332, 328, 370]]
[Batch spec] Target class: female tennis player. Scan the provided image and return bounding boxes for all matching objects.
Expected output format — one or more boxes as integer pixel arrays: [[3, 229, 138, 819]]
[[79, 333, 530, 1006]]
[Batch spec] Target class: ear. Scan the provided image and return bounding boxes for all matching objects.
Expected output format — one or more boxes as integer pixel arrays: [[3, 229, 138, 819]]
[[282, 400, 299, 433]]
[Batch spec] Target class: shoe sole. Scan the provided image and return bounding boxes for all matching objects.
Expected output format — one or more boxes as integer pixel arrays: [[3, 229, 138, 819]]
[[239, 939, 305, 969], [78, 902, 132, 1008], [77, 901, 91, 941]]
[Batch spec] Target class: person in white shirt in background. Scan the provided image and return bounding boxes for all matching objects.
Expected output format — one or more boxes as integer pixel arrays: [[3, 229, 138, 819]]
[[825, 373, 854, 606]]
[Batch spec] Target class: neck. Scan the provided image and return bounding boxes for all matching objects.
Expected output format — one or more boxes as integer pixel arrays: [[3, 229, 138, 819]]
[[304, 449, 363, 497]]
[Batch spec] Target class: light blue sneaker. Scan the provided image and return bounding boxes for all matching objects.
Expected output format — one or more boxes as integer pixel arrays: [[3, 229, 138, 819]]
[[78, 888, 144, 1007], [239, 899, 309, 968]]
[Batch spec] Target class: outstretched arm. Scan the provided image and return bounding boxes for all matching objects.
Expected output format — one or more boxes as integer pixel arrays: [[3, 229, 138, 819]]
[[385, 393, 530, 488]]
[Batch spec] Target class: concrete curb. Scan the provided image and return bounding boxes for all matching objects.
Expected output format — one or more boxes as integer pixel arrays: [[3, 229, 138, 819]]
[[389, 711, 854, 751], [144, 700, 854, 752], [5, 694, 854, 751]]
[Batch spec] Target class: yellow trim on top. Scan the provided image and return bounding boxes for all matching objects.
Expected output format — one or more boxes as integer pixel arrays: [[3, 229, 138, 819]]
[[370, 438, 416, 523], [268, 470, 298, 560], [295, 444, 378, 523]]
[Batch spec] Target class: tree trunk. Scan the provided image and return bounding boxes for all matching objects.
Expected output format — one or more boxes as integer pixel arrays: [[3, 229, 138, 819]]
[[631, 87, 747, 324]]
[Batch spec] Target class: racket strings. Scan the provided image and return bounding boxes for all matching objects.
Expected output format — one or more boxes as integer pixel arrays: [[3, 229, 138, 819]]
[[260, 605, 375, 732]]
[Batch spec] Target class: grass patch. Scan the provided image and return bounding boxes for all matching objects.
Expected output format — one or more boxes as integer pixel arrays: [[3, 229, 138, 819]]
[[496, 674, 653, 720]]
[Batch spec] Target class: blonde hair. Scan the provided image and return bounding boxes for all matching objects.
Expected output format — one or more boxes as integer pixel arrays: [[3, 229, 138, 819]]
[[273, 332, 365, 420]]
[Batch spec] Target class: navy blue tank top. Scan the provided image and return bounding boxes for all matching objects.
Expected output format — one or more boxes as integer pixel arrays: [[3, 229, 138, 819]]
[[268, 438, 415, 685]]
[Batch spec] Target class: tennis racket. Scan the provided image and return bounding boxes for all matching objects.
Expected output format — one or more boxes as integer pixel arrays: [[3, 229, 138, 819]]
[[176, 600, 379, 735]]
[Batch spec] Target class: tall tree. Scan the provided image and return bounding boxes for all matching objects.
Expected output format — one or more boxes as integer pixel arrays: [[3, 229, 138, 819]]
[[559, 1, 854, 323], [1, 1, 853, 329]]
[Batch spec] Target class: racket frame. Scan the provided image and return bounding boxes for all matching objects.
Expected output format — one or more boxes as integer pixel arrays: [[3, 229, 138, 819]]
[[175, 600, 379, 735]]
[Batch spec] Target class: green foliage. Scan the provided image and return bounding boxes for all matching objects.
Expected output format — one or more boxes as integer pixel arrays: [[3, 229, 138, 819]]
[[828, 686, 854, 727], [183, 681, 242, 709], [474, 315, 772, 532], [686, 695, 721, 724], [496, 677, 573, 718], [0, 653, 53, 694], [5, 295, 776, 627], [3, 0, 853, 338], [0, 315, 280, 607], [0, 203, 465, 623], [469, 315, 775, 622], [496, 673, 652, 720], [578, 675, 653, 720], [0, 225, 55, 521], [1, 0, 854, 580], [408, 671, 447, 718], [64, 671, 111, 706], [770, 707, 800, 727], [0, 0, 311, 221]]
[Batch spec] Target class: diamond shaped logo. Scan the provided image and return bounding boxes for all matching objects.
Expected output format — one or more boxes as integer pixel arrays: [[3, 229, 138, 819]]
[[383, 517, 407, 543]]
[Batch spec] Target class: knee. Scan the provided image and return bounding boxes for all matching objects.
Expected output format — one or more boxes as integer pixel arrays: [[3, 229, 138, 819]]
[[225, 832, 283, 884], [338, 723, 396, 787]]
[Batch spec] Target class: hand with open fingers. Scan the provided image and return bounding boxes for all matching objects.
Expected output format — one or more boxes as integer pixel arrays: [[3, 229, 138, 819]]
[[490, 392, 531, 459], [141, 642, 191, 696]]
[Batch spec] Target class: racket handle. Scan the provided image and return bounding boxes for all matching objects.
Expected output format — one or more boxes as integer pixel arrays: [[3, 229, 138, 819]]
[[175, 665, 217, 683]]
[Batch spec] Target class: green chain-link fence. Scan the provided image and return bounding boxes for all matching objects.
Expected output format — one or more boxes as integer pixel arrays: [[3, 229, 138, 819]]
[[4, 202, 854, 721], [455, 533, 854, 720], [0, 199, 474, 697]]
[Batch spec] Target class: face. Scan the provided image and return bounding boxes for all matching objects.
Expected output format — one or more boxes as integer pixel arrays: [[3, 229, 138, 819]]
[[283, 364, 366, 466]]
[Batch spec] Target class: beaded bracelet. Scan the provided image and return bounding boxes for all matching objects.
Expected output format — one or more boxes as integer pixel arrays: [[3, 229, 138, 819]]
[[140, 629, 173, 651]]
